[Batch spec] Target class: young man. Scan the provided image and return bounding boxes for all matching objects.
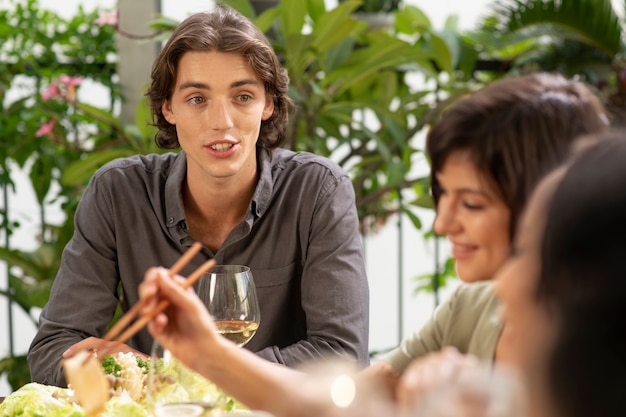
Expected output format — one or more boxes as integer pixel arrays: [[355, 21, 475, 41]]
[[28, 5, 369, 386]]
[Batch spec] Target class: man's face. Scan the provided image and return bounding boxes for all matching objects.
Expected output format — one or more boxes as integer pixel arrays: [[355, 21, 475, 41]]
[[162, 50, 274, 184]]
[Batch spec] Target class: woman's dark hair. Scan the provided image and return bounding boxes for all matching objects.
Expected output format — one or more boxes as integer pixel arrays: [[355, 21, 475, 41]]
[[426, 73, 609, 240], [145, 4, 293, 150], [538, 132, 626, 417]]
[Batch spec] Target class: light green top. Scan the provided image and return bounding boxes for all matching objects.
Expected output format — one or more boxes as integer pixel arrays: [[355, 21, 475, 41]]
[[384, 281, 503, 372]]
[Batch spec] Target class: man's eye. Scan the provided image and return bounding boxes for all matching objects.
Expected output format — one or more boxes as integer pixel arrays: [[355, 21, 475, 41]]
[[238, 94, 252, 102], [189, 97, 204, 105]]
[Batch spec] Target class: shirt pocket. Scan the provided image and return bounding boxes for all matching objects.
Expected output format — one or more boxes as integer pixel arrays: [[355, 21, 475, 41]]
[[250, 262, 300, 288]]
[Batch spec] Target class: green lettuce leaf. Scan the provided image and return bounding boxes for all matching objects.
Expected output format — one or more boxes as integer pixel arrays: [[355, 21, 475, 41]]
[[0, 383, 85, 417]]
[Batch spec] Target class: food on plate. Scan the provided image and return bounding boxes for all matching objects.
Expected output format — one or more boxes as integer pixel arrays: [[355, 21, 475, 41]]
[[102, 352, 149, 402], [0, 353, 246, 417], [0, 383, 84, 417], [62, 349, 110, 415]]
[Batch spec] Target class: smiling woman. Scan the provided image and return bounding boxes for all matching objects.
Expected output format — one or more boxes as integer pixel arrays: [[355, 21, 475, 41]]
[[371, 72, 610, 398], [431, 152, 511, 283]]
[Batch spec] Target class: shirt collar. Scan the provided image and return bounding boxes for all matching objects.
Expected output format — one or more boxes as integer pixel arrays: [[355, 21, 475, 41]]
[[165, 148, 275, 227], [250, 147, 274, 219], [165, 151, 187, 229]]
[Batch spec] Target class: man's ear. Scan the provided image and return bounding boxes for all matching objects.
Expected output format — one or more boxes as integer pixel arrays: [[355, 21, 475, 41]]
[[162, 100, 175, 124], [262, 97, 274, 121]]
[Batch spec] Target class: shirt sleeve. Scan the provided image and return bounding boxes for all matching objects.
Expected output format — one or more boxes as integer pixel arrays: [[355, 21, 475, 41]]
[[27, 174, 121, 387], [382, 282, 499, 373], [382, 286, 460, 372], [255, 173, 370, 366]]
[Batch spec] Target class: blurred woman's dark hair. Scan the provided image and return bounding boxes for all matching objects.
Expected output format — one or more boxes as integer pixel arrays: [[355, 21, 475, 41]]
[[538, 132, 626, 417]]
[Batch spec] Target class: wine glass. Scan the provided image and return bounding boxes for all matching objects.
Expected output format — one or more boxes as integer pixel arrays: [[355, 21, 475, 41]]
[[197, 265, 261, 347]]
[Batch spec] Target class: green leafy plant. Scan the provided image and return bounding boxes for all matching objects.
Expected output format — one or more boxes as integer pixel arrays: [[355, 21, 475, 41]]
[[0, 0, 161, 389], [339, 0, 403, 13], [476, 0, 626, 122], [220, 0, 478, 234]]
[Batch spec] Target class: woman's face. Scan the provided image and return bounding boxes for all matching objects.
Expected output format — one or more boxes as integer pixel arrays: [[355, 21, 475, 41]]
[[433, 152, 511, 282]]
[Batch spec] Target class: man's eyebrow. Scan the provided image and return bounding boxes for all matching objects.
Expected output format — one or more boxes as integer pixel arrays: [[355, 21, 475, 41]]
[[177, 79, 261, 92], [178, 82, 209, 91], [231, 79, 262, 88]]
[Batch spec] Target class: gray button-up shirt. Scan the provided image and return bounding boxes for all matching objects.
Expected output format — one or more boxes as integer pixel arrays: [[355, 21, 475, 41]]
[[28, 147, 369, 386]]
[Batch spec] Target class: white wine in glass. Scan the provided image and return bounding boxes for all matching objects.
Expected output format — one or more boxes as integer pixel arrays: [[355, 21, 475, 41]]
[[198, 265, 261, 347]]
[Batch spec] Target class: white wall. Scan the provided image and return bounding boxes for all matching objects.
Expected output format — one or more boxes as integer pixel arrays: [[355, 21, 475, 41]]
[[0, 0, 492, 395]]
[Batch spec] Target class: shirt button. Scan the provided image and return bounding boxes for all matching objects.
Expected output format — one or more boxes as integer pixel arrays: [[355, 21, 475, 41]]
[[168, 217, 174, 224]]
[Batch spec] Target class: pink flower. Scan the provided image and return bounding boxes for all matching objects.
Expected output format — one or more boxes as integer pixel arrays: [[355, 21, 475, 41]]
[[94, 10, 118, 27], [36, 120, 56, 137], [58, 75, 84, 87], [55, 75, 84, 104], [41, 82, 60, 101]]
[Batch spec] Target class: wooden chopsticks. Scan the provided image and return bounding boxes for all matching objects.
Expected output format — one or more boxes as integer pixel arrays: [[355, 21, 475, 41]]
[[103, 242, 215, 344]]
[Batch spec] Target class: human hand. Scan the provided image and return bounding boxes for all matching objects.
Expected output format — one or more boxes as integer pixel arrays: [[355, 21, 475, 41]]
[[396, 347, 479, 415], [139, 267, 224, 371], [397, 347, 525, 417], [63, 336, 146, 360]]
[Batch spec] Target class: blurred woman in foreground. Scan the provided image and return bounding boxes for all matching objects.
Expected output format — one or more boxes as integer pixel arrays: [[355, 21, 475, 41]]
[[496, 132, 626, 417]]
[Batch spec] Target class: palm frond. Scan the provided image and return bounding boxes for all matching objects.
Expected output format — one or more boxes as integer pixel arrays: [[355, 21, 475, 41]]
[[494, 0, 624, 58]]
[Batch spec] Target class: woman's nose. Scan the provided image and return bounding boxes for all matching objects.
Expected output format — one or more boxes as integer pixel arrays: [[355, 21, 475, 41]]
[[433, 198, 460, 236]]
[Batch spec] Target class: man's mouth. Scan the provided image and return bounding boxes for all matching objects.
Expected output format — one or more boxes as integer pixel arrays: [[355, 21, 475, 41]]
[[211, 143, 234, 151]]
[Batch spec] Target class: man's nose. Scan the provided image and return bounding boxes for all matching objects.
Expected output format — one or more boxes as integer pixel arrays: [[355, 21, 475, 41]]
[[208, 99, 234, 130]]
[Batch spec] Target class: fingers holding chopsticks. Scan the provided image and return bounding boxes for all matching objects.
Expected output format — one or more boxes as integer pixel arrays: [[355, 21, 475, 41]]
[[139, 266, 194, 331], [68, 259, 215, 362], [112, 258, 215, 345], [138, 261, 223, 373], [103, 242, 204, 342], [140, 263, 219, 339], [137, 267, 169, 312], [62, 244, 214, 363]]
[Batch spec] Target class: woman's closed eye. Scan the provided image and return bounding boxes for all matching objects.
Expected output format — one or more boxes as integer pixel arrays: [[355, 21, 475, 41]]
[[462, 201, 485, 210]]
